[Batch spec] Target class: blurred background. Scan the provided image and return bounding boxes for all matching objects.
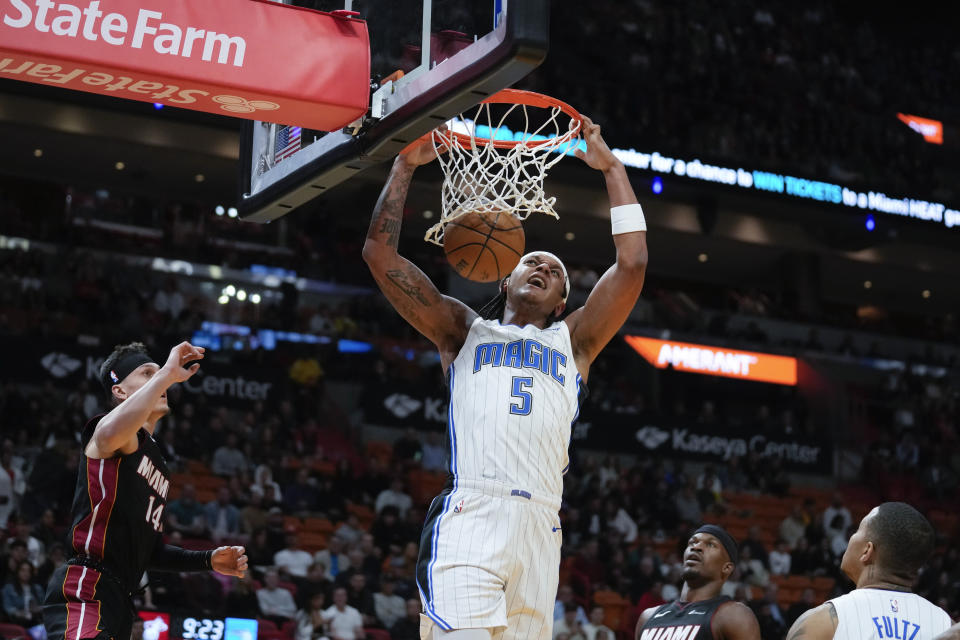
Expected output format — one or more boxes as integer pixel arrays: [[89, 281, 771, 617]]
[[0, 1, 958, 640]]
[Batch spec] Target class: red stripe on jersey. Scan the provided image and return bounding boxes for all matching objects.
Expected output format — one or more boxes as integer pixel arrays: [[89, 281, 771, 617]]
[[71, 458, 121, 558], [61, 565, 102, 640]]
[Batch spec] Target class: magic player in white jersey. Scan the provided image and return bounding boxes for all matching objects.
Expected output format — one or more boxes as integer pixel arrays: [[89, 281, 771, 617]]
[[363, 117, 647, 640], [786, 502, 952, 640]]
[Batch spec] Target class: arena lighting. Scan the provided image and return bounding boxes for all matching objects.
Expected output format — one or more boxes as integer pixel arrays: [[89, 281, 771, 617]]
[[897, 113, 943, 145], [565, 232, 575, 241], [652, 176, 663, 194], [153, 103, 164, 110], [217, 295, 229, 304], [698, 253, 708, 263], [33, 148, 42, 157], [865, 215, 876, 231], [194, 174, 205, 183], [114, 161, 125, 170], [223, 285, 236, 296], [236, 289, 247, 301], [624, 335, 798, 386], [864, 280, 872, 289], [215, 205, 225, 216], [251, 293, 261, 304], [227, 207, 239, 218], [922, 289, 931, 299], [459, 119, 960, 230]]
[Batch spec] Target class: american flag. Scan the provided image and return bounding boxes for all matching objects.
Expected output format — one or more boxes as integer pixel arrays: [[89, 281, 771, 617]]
[[274, 125, 302, 163]]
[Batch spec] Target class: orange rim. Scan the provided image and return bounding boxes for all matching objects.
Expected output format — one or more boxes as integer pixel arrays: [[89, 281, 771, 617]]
[[444, 88, 582, 150]]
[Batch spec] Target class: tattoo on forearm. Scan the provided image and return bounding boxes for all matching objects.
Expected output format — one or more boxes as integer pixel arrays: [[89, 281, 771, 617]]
[[379, 219, 401, 248], [386, 269, 431, 306], [367, 163, 413, 247], [828, 603, 837, 625]]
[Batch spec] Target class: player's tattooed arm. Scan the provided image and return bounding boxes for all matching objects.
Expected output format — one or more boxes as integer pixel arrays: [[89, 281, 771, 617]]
[[363, 156, 477, 355], [784, 603, 837, 640]]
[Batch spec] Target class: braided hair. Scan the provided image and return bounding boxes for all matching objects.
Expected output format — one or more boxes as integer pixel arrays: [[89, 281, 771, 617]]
[[477, 278, 563, 325]]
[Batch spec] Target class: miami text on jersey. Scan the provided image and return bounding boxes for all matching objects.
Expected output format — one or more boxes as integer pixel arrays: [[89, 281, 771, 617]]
[[473, 339, 567, 385], [136, 454, 170, 499]]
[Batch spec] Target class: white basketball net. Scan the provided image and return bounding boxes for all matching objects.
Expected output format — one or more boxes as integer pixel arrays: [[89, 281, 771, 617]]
[[424, 99, 581, 246]]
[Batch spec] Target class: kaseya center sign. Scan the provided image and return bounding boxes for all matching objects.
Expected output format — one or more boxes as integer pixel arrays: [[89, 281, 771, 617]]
[[624, 336, 798, 386]]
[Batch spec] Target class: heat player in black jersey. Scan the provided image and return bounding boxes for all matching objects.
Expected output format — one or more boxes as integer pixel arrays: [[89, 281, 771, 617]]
[[636, 525, 760, 640], [43, 341, 248, 640]]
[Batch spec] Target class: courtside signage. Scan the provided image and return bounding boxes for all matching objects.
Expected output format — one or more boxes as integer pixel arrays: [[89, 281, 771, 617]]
[[0, 0, 369, 130], [624, 336, 798, 386]]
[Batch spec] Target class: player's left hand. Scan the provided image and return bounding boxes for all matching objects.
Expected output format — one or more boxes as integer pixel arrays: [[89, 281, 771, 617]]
[[574, 115, 621, 172], [211, 545, 248, 578]]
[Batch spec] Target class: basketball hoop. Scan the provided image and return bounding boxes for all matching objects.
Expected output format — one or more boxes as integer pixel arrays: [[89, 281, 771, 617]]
[[424, 89, 582, 246]]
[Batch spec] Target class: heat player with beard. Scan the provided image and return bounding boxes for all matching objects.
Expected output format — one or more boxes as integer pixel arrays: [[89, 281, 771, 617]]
[[43, 341, 248, 640], [636, 525, 761, 640]]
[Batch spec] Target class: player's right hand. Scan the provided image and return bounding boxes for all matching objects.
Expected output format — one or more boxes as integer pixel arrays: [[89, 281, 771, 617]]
[[161, 341, 205, 383], [400, 125, 448, 166]]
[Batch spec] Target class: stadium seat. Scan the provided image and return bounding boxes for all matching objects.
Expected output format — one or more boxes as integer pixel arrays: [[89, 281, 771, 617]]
[[364, 629, 392, 640], [280, 621, 297, 639], [303, 517, 335, 533], [593, 589, 630, 629], [0, 624, 30, 640]]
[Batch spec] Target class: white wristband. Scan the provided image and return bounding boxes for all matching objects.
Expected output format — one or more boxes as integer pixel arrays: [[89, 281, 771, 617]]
[[610, 203, 647, 235]]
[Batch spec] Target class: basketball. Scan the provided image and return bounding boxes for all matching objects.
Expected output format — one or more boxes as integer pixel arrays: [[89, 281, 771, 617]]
[[443, 208, 526, 282]]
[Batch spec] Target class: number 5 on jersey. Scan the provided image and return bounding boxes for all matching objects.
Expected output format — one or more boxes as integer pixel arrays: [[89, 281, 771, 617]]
[[146, 495, 164, 532], [510, 376, 533, 415]]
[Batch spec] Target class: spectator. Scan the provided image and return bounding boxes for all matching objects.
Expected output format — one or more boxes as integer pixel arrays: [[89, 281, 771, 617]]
[[674, 484, 702, 525], [572, 539, 607, 591], [275, 532, 315, 579], [211, 433, 248, 477], [582, 605, 613, 640], [779, 505, 807, 549], [257, 568, 298, 625], [389, 599, 423, 640], [296, 591, 330, 640], [392, 428, 422, 466], [374, 478, 413, 517], [36, 541, 66, 586], [7, 517, 44, 568], [241, 492, 269, 534], [322, 586, 364, 640], [314, 536, 351, 582], [166, 483, 207, 537], [0, 444, 21, 528], [741, 526, 770, 568], [554, 585, 589, 625], [826, 514, 849, 559], [30, 508, 60, 551], [251, 464, 283, 506], [224, 573, 262, 618], [421, 432, 447, 472], [739, 546, 769, 588], [786, 587, 817, 627], [344, 572, 376, 625], [695, 465, 723, 508], [553, 602, 587, 640], [294, 562, 333, 607], [822, 493, 852, 538], [333, 514, 364, 547], [790, 536, 816, 575], [284, 468, 319, 514], [749, 584, 786, 639], [896, 431, 920, 469], [605, 499, 638, 544], [769, 539, 792, 576], [205, 486, 242, 543], [2, 560, 44, 627], [373, 577, 405, 629]]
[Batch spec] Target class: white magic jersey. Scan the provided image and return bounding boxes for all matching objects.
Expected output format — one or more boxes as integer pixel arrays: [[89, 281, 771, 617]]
[[829, 588, 951, 640], [447, 317, 586, 502]]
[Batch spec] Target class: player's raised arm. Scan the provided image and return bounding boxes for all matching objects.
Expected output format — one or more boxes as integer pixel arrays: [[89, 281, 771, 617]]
[[565, 116, 648, 375], [362, 138, 477, 362], [90, 342, 204, 458]]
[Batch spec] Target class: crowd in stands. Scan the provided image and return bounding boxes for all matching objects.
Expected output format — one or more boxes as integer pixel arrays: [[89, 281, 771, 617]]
[[2, 366, 959, 640], [523, 0, 959, 204]]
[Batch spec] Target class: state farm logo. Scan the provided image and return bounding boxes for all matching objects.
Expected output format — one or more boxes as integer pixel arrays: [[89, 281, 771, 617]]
[[41, 352, 82, 378], [635, 425, 670, 450], [213, 95, 279, 113]]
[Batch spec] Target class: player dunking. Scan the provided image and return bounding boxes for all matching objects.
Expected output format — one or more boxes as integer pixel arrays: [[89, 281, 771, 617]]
[[43, 341, 248, 640], [363, 117, 648, 640], [786, 502, 951, 640], [635, 525, 761, 640]]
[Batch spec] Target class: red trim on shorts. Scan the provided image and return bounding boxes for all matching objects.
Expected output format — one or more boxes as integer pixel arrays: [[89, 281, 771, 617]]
[[61, 564, 103, 640]]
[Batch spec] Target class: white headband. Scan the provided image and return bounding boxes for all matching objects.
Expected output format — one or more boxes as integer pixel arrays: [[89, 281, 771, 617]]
[[518, 251, 570, 302]]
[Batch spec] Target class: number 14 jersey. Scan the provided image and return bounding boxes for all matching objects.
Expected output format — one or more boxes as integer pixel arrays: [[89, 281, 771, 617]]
[[448, 317, 587, 502]]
